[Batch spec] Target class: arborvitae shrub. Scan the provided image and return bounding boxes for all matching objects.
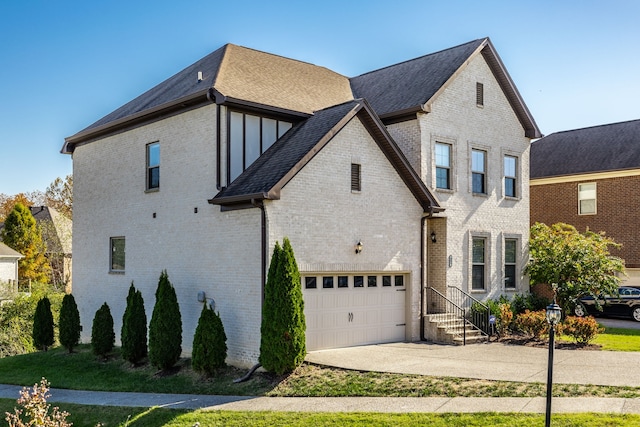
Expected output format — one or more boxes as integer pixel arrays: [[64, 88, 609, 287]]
[[32, 297, 54, 351], [259, 238, 306, 375], [148, 270, 182, 370], [91, 302, 115, 358], [192, 303, 227, 376], [121, 282, 148, 365], [59, 293, 81, 353]]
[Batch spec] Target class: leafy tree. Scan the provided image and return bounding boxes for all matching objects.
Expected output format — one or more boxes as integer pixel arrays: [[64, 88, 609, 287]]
[[91, 302, 115, 358], [192, 303, 227, 376], [259, 238, 306, 375], [0, 192, 44, 222], [0, 202, 51, 283], [525, 222, 625, 313], [148, 270, 182, 370], [44, 174, 73, 220], [32, 297, 54, 351], [121, 282, 148, 365], [58, 294, 81, 353]]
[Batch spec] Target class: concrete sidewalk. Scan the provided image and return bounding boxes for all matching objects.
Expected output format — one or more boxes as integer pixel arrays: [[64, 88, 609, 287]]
[[1, 342, 639, 413]]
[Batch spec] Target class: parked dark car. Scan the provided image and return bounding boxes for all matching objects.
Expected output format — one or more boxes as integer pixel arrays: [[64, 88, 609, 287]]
[[574, 286, 640, 322]]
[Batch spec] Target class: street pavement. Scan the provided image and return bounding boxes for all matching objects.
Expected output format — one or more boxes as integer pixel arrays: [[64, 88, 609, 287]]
[[1, 341, 639, 413]]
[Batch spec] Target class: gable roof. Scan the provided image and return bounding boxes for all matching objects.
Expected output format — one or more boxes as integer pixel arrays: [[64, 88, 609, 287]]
[[530, 119, 640, 179], [64, 38, 540, 153], [63, 44, 352, 152], [209, 99, 442, 213], [350, 38, 541, 138], [30, 206, 72, 255], [0, 242, 22, 259]]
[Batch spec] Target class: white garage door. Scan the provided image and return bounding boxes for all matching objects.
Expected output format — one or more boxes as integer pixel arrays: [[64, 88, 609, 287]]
[[302, 273, 406, 351]]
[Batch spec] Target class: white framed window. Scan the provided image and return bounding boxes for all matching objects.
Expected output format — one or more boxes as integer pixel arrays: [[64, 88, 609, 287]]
[[471, 236, 487, 291], [504, 155, 517, 198], [504, 238, 518, 290], [110, 237, 125, 273], [578, 183, 596, 215], [471, 149, 486, 194], [435, 143, 451, 190], [146, 142, 160, 190]]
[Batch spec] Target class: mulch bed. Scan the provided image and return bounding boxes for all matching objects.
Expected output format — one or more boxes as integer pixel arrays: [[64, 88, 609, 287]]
[[495, 333, 601, 351]]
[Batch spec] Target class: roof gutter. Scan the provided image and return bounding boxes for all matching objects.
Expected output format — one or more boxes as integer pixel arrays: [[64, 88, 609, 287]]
[[62, 89, 211, 154]]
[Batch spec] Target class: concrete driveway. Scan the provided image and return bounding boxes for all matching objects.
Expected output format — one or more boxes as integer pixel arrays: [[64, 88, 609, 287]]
[[305, 341, 640, 387]]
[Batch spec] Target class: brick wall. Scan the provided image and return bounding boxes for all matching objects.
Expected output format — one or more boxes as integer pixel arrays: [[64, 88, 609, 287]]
[[531, 175, 640, 267]]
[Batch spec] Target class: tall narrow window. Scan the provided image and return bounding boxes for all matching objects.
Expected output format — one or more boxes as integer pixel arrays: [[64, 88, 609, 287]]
[[504, 155, 517, 198], [472, 149, 486, 194], [146, 142, 160, 190], [476, 82, 484, 106], [228, 111, 292, 183], [435, 143, 451, 189], [504, 238, 517, 289], [578, 183, 596, 215], [351, 163, 361, 192], [110, 237, 125, 272], [472, 237, 486, 290]]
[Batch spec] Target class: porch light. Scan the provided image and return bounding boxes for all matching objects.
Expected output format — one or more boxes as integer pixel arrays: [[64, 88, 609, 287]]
[[355, 241, 363, 254], [430, 231, 437, 243]]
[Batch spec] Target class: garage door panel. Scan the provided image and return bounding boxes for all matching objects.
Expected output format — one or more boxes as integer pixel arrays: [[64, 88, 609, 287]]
[[303, 273, 407, 351]]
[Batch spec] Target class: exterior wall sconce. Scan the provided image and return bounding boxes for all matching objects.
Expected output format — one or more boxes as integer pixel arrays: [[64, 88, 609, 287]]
[[448, 255, 453, 267], [430, 231, 437, 243], [355, 241, 363, 254], [197, 290, 216, 311]]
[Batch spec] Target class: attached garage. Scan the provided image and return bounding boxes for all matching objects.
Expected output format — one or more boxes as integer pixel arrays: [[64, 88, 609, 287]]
[[302, 273, 407, 351]]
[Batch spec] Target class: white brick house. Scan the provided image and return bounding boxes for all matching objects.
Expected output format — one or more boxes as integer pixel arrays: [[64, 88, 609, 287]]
[[63, 38, 540, 366]]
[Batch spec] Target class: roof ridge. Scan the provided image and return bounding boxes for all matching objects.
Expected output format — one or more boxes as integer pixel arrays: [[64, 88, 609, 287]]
[[546, 118, 640, 137], [351, 38, 486, 79]]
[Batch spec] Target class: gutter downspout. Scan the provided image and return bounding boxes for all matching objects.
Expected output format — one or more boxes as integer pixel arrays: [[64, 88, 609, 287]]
[[207, 88, 222, 191], [251, 199, 267, 305]]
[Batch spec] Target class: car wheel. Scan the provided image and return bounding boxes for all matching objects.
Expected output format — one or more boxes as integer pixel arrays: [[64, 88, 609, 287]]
[[632, 307, 640, 322], [574, 303, 586, 317]]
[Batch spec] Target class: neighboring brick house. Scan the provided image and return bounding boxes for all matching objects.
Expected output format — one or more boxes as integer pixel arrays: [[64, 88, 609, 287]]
[[530, 119, 640, 287], [63, 37, 540, 366]]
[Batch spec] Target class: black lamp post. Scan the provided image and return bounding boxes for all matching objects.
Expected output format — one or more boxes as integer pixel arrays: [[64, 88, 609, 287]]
[[545, 301, 562, 427]]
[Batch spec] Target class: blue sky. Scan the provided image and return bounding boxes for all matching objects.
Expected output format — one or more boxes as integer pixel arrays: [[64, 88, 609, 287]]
[[1, 0, 639, 195]]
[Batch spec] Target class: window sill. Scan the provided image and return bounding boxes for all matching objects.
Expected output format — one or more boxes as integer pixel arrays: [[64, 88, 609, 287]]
[[504, 196, 520, 201], [145, 188, 160, 194], [436, 188, 454, 194], [470, 289, 486, 294], [109, 271, 125, 275], [472, 192, 489, 198]]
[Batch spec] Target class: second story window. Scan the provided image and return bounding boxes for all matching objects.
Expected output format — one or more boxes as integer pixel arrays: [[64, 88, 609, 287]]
[[435, 143, 451, 190], [472, 149, 486, 194], [146, 142, 160, 190], [229, 111, 292, 183], [110, 236, 125, 273], [504, 155, 517, 198], [578, 183, 597, 215]]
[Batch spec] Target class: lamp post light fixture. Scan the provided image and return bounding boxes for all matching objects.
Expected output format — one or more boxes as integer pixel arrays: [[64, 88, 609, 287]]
[[355, 241, 363, 254], [545, 301, 562, 427]]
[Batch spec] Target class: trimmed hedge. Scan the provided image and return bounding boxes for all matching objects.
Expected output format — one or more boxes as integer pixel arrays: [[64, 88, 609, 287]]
[[192, 303, 227, 376], [121, 282, 148, 365], [32, 297, 54, 351], [91, 302, 115, 358], [149, 270, 182, 370], [59, 293, 81, 353]]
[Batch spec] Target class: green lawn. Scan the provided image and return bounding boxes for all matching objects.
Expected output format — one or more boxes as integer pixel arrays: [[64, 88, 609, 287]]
[[594, 326, 640, 351], [2, 327, 640, 426], [1, 399, 640, 427]]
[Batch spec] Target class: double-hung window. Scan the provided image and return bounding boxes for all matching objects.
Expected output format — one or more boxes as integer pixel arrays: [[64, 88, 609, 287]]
[[435, 143, 451, 190], [110, 237, 125, 273], [472, 149, 486, 194], [228, 111, 292, 182], [504, 238, 517, 289], [504, 155, 517, 198], [472, 237, 486, 290], [578, 183, 596, 215], [146, 142, 160, 190]]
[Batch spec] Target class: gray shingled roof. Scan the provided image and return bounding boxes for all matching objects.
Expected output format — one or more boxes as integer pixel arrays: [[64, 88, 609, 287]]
[[64, 38, 540, 151], [530, 119, 640, 179], [210, 100, 441, 212], [350, 39, 485, 118]]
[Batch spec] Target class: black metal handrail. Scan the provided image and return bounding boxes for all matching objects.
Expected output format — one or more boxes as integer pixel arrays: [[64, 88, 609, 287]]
[[426, 287, 466, 344], [447, 286, 491, 337]]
